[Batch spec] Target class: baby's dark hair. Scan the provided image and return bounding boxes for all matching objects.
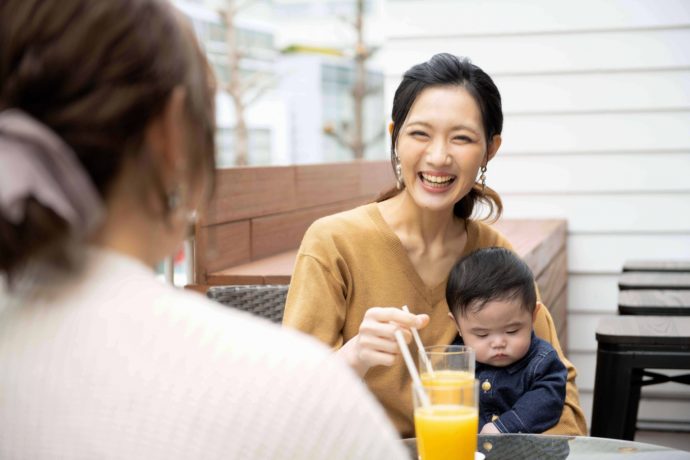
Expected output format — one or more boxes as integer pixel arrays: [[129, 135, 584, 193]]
[[446, 247, 537, 318]]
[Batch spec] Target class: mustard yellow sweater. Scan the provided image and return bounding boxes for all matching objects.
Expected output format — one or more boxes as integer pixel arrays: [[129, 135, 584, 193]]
[[283, 203, 587, 437]]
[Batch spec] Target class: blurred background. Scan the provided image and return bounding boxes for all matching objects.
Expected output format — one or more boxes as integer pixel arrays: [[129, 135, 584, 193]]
[[171, 0, 690, 440]]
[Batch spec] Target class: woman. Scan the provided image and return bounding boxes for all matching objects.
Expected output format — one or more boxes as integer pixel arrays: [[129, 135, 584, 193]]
[[283, 53, 587, 437], [0, 1, 407, 458]]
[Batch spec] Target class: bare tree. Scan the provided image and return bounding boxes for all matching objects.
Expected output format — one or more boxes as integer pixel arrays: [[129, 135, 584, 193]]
[[220, 0, 272, 166], [324, 0, 383, 160]]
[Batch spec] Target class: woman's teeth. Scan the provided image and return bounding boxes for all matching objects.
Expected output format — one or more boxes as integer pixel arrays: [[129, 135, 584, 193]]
[[419, 173, 455, 187]]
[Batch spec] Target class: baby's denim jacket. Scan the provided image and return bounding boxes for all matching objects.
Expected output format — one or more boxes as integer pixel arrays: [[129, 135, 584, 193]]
[[454, 332, 567, 433]]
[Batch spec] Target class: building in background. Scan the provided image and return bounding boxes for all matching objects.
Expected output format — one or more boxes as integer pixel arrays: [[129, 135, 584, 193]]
[[174, 0, 387, 166], [279, 51, 385, 164]]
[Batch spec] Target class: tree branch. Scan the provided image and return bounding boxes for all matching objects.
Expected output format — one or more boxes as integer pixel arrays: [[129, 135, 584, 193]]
[[365, 82, 382, 97], [242, 75, 276, 107], [336, 13, 357, 29], [323, 125, 354, 151], [364, 125, 386, 147]]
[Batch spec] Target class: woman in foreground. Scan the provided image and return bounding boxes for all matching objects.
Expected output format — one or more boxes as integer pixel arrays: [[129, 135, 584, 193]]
[[0, 1, 407, 458]]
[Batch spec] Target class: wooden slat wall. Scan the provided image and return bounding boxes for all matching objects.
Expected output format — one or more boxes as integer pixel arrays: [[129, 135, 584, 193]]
[[494, 219, 568, 351], [193, 169, 568, 349], [194, 160, 396, 284]]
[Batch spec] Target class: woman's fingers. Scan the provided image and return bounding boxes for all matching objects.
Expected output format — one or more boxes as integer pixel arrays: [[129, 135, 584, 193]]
[[360, 318, 411, 343], [359, 349, 398, 367], [415, 313, 430, 329], [352, 306, 429, 369], [366, 306, 426, 329], [358, 333, 403, 355]]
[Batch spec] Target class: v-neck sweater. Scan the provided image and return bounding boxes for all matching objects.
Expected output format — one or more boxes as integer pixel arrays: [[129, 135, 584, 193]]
[[283, 203, 587, 437]]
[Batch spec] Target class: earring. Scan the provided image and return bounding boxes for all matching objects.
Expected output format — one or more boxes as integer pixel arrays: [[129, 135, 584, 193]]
[[394, 153, 404, 190], [166, 186, 182, 212], [479, 165, 487, 192]]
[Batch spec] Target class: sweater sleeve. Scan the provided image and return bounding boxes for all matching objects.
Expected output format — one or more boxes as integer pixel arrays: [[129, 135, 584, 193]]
[[266, 334, 410, 460], [478, 221, 588, 435], [535, 306, 588, 436], [282, 225, 349, 349], [493, 350, 567, 434]]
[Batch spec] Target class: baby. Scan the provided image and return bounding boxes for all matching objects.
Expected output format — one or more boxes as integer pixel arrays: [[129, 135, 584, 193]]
[[446, 247, 566, 434]]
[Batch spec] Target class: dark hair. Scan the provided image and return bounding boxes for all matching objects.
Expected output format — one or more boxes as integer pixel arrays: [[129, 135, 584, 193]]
[[0, 0, 215, 277], [377, 53, 503, 221], [446, 247, 537, 318]]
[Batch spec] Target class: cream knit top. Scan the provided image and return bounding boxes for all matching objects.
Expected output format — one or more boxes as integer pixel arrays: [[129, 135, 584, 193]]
[[0, 248, 407, 459]]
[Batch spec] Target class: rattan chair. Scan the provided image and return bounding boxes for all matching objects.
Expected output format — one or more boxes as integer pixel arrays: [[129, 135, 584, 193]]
[[206, 284, 288, 323]]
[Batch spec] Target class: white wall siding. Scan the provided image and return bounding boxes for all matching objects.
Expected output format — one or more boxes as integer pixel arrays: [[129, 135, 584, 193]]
[[384, 0, 690, 36], [501, 112, 690, 154], [382, 0, 690, 432], [569, 274, 620, 312], [502, 193, 690, 226], [497, 71, 690, 113], [495, 157, 690, 192]]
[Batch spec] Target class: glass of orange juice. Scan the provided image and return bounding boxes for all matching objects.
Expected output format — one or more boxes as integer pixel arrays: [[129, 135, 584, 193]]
[[414, 379, 478, 460]]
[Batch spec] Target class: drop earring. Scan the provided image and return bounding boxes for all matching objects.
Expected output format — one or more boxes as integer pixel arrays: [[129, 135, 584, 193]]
[[394, 152, 404, 190], [166, 186, 182, 212], [165, 181, 189, 218], [479, 165, 487, 191]]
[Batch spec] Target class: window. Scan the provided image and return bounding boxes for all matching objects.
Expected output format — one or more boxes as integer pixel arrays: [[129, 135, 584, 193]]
[[216, 127, 272, 167]]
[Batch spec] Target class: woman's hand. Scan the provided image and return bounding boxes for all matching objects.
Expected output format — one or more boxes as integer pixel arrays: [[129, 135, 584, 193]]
[[338, 306, 429, 377]]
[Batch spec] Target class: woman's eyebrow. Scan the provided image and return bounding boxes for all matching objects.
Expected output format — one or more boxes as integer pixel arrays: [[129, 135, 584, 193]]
[[406, 120, 479, 134]]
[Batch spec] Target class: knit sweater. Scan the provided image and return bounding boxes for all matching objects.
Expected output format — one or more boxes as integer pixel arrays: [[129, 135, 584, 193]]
[[0, 247, 407, 460], [283, 202, 587, 437]]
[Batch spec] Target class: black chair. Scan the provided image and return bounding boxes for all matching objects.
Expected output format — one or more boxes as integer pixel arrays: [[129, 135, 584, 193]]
[[591, 259, 690, 440], [207, 284, 288, 323], [590, 316, 690, 440]]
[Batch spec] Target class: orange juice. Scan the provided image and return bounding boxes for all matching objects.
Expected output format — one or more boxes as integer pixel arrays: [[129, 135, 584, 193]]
[[421, 370, 473, 387], [414, 404, 478, 460], [421, 371, 474, 405]]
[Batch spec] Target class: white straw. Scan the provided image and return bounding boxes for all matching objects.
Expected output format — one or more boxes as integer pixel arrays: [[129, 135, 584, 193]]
[[402, 305, 434, 375], [394, 329, 431, 408]]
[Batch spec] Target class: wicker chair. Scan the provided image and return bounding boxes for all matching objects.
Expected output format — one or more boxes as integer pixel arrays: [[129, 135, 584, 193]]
[[206, 284, 288, 323]]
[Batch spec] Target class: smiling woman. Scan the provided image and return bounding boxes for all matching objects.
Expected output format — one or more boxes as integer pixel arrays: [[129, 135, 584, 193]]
[[282, 53, 587, 438]]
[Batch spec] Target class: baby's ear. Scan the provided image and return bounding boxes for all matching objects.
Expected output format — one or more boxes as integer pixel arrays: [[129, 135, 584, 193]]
[[532, 302, 543, 324], [448, 312, 462, 334]]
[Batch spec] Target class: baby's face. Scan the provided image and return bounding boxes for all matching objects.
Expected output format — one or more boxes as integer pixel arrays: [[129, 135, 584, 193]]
[[454, 297, 535, 367]]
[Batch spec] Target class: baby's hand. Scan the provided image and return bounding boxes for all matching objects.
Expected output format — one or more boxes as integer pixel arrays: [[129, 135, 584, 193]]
[[480, 422, 501, 434]]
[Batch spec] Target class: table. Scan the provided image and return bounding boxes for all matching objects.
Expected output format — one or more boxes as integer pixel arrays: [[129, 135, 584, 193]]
[[623, 260, 690, 272], [617, 261, 690, 315], [618, 272, 690, 291], [618, 289, 690, 315], [402, 434, 690, 459]]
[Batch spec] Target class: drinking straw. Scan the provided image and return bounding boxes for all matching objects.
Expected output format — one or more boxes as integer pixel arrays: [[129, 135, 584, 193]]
[[402, 305, 434, 375], [393, 328, 431, 408]]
